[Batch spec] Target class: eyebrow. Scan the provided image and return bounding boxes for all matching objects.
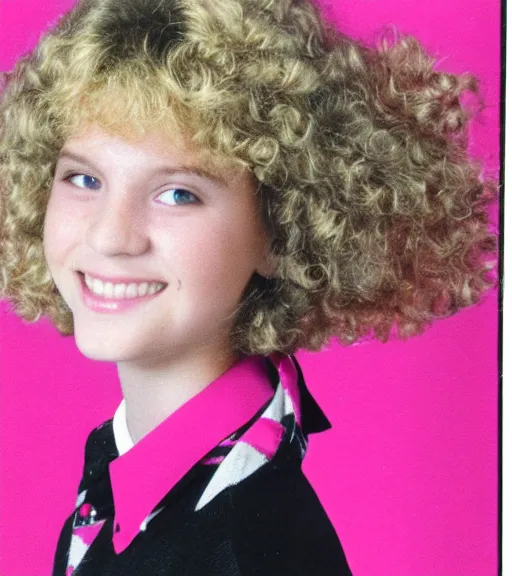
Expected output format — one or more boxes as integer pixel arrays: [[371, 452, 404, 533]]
[[57, 150, 230, 187]]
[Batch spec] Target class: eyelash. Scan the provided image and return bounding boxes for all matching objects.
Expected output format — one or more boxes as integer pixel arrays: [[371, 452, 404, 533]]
[[63, 173, 200, 206]]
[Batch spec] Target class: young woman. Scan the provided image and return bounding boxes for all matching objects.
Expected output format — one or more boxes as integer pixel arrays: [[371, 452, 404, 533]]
[[0, 0, 496, 574]]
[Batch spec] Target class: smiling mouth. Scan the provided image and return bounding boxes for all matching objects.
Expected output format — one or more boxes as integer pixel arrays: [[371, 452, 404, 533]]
[[78, 272, 168, 300]]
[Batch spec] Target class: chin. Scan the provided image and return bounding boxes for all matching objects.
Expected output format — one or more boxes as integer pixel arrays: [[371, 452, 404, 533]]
[[73, 330, 129, 363], [75, 341, 119, 362]]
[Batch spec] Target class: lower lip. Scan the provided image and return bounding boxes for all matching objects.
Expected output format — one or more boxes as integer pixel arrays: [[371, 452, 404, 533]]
[[77, 273, 166, 314]]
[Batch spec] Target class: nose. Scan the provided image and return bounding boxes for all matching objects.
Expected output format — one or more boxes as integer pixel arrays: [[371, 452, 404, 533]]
[[85, 193, 150, 256]]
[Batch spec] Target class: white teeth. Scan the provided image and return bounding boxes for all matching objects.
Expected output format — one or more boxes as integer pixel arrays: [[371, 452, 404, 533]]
[[104, 282, 114, 299], [126, 283, 138, 298], [114, 283, 126, 298], [84, 274, 165, 299]]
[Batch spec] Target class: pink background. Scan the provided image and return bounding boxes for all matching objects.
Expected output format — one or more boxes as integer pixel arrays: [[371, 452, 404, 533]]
[[0, 1, 500, 575]]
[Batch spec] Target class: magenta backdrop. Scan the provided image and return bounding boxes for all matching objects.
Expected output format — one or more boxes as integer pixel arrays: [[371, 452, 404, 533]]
[[0, 1, 500, 575]]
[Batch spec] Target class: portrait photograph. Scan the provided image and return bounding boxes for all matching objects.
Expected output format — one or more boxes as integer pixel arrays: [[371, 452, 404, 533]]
[[0, 0, 502, 575]]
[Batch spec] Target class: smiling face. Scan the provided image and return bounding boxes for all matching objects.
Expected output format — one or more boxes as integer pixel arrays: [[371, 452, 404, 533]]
[[43, 125, 272, 371]]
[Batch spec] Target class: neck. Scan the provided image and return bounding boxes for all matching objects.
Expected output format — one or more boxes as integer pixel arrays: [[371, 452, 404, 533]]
[[117, 346, 240, 444]]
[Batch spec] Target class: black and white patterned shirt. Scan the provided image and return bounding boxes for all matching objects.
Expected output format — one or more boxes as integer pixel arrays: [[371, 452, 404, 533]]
[[53, 354, 353, 575]]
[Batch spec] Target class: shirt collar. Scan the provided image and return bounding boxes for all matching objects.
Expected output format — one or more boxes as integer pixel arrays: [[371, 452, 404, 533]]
[[109, 354, 275, 554], [112, 399, 133, 456]]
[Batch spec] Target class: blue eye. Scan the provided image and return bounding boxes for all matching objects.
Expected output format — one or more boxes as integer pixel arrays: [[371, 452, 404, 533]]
[[67, 174, 101, 190], [157, 189, 199, 206]]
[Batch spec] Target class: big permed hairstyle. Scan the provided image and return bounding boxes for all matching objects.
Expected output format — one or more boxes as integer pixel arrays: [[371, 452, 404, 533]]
[[0, 0, 496, 355]]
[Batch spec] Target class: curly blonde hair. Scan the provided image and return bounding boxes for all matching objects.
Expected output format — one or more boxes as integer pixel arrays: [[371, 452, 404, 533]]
[[0, 0, 497, 355]]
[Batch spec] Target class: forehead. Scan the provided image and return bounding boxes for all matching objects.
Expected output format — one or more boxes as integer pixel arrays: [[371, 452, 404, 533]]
[[51, 70, 251, 180], [59, 123, 250, 183]]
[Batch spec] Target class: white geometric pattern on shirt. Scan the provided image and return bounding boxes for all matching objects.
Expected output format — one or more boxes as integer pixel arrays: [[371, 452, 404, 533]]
[[68, 532, 90, 570], [194, 381, 296, 511]]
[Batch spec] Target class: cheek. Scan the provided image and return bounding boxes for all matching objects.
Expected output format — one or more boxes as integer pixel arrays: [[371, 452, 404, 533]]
[[179, 231, 262, 299], [43, 191, 80, 265], [43, 194, 60, 265]]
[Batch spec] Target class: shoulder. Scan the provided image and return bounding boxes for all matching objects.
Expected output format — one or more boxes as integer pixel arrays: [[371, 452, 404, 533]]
[[226, 456, 353, 576]]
